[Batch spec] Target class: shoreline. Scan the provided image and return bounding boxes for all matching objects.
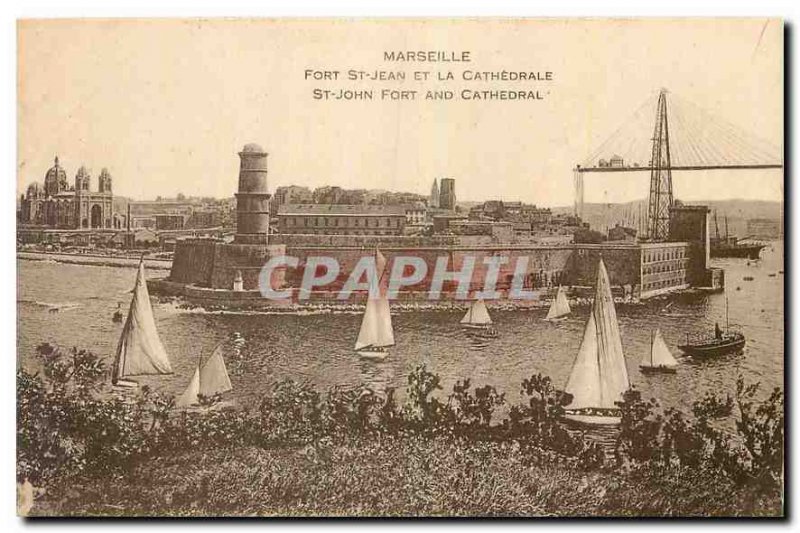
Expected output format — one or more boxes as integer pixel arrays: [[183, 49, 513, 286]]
[[149, 277, 657, 313], [17, 251, 172, 271]]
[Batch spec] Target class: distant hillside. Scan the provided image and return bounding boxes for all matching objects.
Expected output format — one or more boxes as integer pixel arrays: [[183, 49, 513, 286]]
[[552, 199, 782, 238]]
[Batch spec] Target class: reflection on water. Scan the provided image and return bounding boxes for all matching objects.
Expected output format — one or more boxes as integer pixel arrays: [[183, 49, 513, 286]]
[[17, 242, 783, 412]]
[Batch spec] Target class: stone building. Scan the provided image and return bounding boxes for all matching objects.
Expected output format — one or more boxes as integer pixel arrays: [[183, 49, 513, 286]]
[[639, 242, 690, 296], [168, 143, 286, 291], [668, 204, 712, 287], [405, 202, 427, 225], [19, 156, 121, 229], [277, 204, 407, 236], [608, 223, 638, 242], [270, 185, 313, 214], [439, 178, 457, 210]]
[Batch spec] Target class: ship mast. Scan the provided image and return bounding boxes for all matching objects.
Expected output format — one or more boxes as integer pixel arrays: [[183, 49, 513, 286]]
[[725, 294, 730, 333]]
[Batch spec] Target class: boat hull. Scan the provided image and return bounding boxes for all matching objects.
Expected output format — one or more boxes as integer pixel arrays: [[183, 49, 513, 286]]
[[468, 329, 499, 339], [112, 379, 139, 388], [639, 365, 677, 374], [358, 350, 389, 361], [710, 244, 765, 260], [562, 412, 621, 427], [678, 337, 745, 357]]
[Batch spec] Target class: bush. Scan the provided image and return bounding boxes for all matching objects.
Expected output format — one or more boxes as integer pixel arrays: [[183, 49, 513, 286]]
[[18, 344, 174, 484], [18, 343, 784, 514]]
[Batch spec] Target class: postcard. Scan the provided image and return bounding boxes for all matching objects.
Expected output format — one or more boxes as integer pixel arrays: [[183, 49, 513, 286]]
[[16, 18, 784, 517]]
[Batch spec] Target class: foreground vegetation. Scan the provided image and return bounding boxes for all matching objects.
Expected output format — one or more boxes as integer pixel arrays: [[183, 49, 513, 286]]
[[19, 344, 783, 517]]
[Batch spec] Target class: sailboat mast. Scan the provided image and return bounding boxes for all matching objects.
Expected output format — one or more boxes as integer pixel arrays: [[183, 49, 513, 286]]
[[725, 215, 729, 240], [725, 294, 729, 332], [650, 330, 654, 366]]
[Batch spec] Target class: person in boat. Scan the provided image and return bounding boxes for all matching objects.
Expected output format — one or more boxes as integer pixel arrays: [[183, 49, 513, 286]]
[[112, 302, 123, 323], [715, 322, 722, 339]]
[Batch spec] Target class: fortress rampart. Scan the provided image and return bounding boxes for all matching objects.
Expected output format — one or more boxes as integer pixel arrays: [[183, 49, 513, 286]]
[[158, 144, 709, 306]]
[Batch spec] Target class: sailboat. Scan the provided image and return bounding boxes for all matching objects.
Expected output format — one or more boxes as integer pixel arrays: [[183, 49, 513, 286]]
[[562, 258, 630, 427], [176, 343, 233, 407], [460, 299, 492, 329], [545, 286, 571, 321], [461, 298, 498, 340], [677, 294, 745, 357], [355, 249, 394, 361], [111, 258, 173, 388], [640, 329, 678, 373]]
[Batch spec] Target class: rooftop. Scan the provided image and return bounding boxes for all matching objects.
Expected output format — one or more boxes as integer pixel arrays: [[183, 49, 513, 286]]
[[240, 143, 266, 154], [278, 203, 408, 216]]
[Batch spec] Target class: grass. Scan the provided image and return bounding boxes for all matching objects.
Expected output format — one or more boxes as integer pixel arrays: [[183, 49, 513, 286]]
[[33, 435, 783, 518]]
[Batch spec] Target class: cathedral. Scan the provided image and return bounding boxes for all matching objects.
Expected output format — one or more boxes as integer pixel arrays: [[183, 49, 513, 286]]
[[19, 156, 122, 229]]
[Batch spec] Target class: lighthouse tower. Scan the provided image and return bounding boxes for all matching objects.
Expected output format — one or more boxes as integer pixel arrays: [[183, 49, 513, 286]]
[[166, 143, 287, 293], [234, 143, 271, 244]]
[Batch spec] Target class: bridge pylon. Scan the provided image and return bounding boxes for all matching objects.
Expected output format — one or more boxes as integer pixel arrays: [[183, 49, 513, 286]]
[[646, 89, 673, 240]]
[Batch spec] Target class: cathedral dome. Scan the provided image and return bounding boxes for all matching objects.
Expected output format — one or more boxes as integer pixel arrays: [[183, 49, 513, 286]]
[[44, 156, 68, 196]]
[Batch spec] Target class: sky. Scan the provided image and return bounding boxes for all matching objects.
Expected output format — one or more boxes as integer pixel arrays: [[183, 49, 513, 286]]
[[17, 18, 783, 206]]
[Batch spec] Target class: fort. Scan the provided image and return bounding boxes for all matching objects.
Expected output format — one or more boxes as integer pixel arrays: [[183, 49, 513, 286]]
[[149, 144, 721, 308]]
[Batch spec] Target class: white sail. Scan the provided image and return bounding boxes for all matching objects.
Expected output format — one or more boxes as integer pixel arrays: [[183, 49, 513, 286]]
[[645, 329, 678, 368], [565, 259, 630, 410], [461, 299, 492, 325], [200, 344, 233, 396], [355, 250, 394, 350], [177, 344, 233, 406], [112, 260, 172, 383], [545, 286, 571, 320], [176, 367, 200, 407], [565, 312, 602, 409]]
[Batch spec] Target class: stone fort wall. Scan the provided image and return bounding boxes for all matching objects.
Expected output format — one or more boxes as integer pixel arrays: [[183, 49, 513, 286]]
[[170, 238, 286, 291], [168, 233, 652, 298]]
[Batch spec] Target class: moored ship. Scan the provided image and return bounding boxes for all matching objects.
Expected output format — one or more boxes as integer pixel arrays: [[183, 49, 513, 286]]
[[710, 211, 765, 260]]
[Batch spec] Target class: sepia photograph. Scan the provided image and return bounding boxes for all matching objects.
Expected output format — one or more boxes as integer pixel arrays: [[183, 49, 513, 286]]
[[15, 17, 785, 517]]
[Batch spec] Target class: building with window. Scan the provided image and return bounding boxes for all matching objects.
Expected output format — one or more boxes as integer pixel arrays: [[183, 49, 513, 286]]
[[608, 223, 638, 242], [154, 213, 188, 231], [639, 242, 690, 296], [405, 202, 427, 225], [19, 156, 121, 229], [277, 204, 407, 235]]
